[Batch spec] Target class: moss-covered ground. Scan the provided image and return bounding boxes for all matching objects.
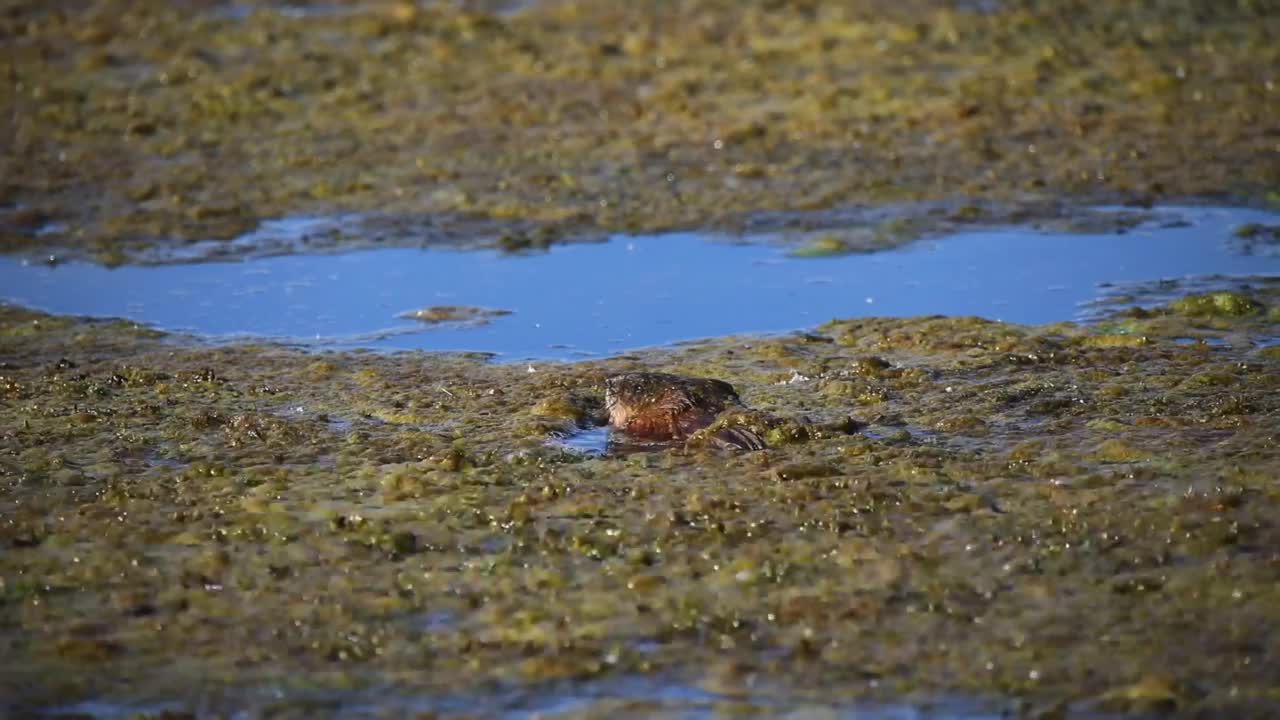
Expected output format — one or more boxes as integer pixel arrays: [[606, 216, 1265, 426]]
[[3, 0, 1280, 715], [1, 0, 1277, 262]]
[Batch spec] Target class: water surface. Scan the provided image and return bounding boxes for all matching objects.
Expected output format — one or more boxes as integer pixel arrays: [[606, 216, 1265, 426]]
[[2, 206, 1276, 360], [45, 675, 1008, 720]]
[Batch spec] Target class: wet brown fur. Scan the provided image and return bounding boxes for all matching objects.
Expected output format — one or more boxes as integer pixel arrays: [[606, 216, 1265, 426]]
[[604, 372, 765, 450]]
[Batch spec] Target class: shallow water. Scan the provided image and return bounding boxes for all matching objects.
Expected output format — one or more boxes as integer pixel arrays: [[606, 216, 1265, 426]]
[[1, 206, 1276, 360], [44, 675, 1008, 720]]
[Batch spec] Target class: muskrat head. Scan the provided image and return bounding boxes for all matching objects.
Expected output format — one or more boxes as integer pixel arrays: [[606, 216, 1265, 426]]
[[604, 372, 744, 429], [604, 373, 649, 428]]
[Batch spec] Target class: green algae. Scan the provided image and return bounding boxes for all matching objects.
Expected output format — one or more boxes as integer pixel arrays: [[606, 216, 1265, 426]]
[[2, 0, 1280, 712], [1170, 291, 1264, 318], [397, 304, 514, 325], [1090, 438, 1154, 463], [1230, 222, 1280, 258], [2, 293, 1279, 715], [1086, 283, 1279, 348], [2, 0, 1278, 262], [789, 233, 853, 258], [1233, 223, 1278, 240], [787, 218, 927, 258]]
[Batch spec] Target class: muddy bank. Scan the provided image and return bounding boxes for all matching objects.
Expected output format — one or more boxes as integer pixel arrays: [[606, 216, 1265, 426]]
[[2, 285, 1278, 716], [3, 0, 1278, 262]]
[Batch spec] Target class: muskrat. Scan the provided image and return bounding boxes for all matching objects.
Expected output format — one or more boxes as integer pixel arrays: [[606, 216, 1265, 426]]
[[604, 372, 766, 450]]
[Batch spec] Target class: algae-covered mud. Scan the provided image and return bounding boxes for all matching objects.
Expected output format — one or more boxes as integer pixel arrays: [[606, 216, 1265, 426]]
[[3, 0, 1280, 716], [2, 0, 1278, 262], [2, 284, 1279, 716]]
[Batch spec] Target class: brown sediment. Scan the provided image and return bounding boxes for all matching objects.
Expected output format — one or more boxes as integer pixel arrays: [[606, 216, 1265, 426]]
[[605, 372, 766, 450]]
